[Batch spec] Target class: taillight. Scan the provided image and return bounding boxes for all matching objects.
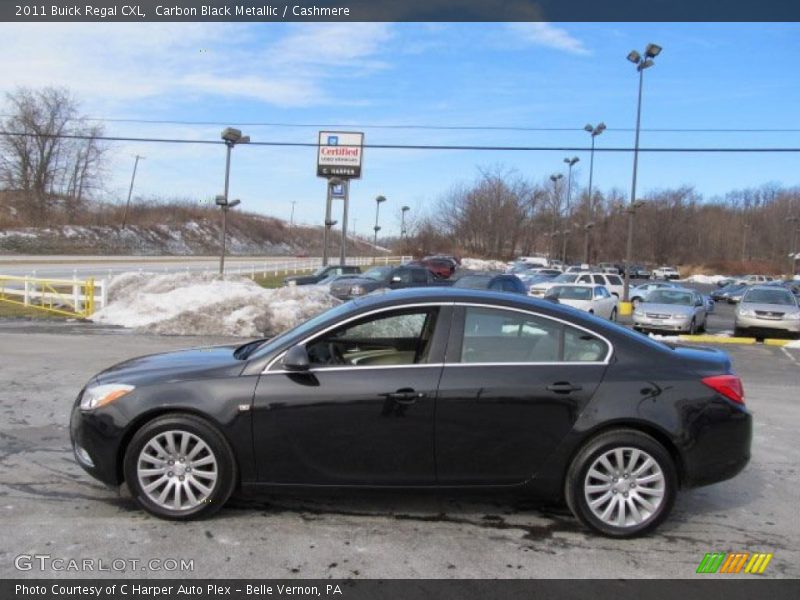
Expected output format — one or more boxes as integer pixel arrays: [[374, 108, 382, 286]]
[[702, 375, 745, 405]]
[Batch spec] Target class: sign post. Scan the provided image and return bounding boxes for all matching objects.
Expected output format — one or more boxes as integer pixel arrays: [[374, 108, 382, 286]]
[[317, 132, 363, 266]]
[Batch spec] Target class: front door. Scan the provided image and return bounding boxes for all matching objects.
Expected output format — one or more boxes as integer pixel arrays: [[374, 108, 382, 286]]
[[252, 305, 449, 485]]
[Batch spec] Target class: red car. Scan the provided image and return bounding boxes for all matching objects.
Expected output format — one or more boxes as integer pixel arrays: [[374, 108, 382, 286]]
[[409, 257, 456, 279]]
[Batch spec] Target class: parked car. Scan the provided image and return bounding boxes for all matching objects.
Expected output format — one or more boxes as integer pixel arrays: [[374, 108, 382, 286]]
[[71, 287, 751, 537], [734, 286, 800, 338], [284, 265, 361, 287], [452, 273, 527, 294], [651, 266, 681, 281], [409, 257, 456, 279], [734, 274, 773, 285], [329, 265, 445, 300], [528, 272, 586, 297], [633, 287, 708, 334], [530, 272, 624, 299], [711, 282, 748, 302], [629, 281, 681, 308], [629, 265, 652, 279], [543, 284, 618, 320], [598, 262, 624, 275]]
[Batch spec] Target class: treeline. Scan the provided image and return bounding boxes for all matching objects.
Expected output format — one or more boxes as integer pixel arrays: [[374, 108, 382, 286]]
[[397, 169, 800, 273]]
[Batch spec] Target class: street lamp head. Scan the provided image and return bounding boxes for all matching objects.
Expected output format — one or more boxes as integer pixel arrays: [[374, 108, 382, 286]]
[[402, 205, 410, 212], [627, 50, 641, 64], [645, 43, 662, 58], [633, 200, 646, 209], [375, 195, 387, 204], [227, 199, 241, 209], [595, 122, 606, 134], [564, 156, 580, 166], [585, 222, 596, 230], [639, 59, 655, 70], [221, 127, 242, 144], [374, 225, 381, 232], [215, 195, 227, 206], [238, 136, 250, 144], [325, 219, 338, 227], [550, 173, 563, 182], [584, 124, 594, 133]]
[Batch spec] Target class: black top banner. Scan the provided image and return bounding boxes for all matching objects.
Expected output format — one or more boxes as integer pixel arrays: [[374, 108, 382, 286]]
[[3, 0, 800, 22]]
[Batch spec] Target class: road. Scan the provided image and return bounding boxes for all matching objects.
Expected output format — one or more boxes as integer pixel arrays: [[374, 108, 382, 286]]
[[0, 323, 797, 579]]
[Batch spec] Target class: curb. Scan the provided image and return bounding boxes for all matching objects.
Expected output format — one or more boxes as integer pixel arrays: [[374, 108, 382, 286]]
[[678, 335, 796, 347]]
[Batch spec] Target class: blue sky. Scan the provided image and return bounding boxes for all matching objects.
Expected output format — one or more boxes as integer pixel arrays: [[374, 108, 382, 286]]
[[2, 22, 799, 235]]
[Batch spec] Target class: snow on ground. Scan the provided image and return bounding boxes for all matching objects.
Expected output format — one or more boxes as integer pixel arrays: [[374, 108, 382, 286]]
[[786, 339, 800, 348], [92, 272, 341, 337], [460, 258, 508, 272], [681, 274, 728, 284]]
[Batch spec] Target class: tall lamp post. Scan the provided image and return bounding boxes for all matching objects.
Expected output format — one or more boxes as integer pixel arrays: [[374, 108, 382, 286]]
[[583, 222, 595, 264], [562, 157, 580, 265], [121, 154, 145, 229], [218, 127, 250, 274], [373, 195, 386, 263], [583, 123, 605, 208], [401, 205, 410, 238], [788, 216, 799, 275], [216, 195, 241, 275], [549, 174, 563, 263], [623, 43, 662, 303]]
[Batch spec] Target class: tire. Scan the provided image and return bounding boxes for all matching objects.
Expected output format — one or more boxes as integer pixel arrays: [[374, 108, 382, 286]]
[[688, 319, 697, 335], [123, 414, 237, 520], [699, 317, 707, 333], [564, 429, 677, 538], [734, 327, 746, 337], [609, 308, 617, 322]]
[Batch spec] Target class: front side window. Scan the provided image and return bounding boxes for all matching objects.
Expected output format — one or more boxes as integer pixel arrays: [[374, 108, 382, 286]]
[[304, 308, 439, 368], [459, 307, 608, 364]]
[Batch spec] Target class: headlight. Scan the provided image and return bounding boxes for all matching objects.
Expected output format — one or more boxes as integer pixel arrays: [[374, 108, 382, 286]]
[[80, 384, 135, 411], [287, 280, 297, 287], [738, 309, 756, 317], [350, 285, 365, 296], [633, 309, 644, 317], [784, 312, 800, 320]]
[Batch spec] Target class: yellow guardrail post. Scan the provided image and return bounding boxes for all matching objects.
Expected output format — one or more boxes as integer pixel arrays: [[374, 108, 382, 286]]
[[0, 274, 99, 318]]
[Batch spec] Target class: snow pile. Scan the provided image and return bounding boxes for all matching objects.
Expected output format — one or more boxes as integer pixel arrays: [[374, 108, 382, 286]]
[[92, 272, 341, 337], [460, 258, 507, 272], [681, 274, 728, 284], [786, 339, 800, 349]]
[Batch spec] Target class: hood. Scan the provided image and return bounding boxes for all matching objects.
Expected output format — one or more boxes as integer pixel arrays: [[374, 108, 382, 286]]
[[93, 345, 245, 386], [330, 277, 380, 290], [639, 303, 695, 316], [556, 299, 592, 311]]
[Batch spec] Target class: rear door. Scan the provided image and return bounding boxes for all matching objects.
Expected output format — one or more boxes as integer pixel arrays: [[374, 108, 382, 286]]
[[434, 305, 611, 485]]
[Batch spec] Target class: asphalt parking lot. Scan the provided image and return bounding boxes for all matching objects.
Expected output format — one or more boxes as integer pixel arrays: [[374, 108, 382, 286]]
[[1, 321, 798, 579]]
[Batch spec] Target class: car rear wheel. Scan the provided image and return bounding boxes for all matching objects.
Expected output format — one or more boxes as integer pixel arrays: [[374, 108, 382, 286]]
[[565, 429, 677, 537], [610, 308, 617, 322], [123, 414, 237, 520]]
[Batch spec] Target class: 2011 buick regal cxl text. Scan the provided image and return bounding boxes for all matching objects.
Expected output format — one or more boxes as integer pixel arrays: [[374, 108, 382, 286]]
[[70, 288, 751, 537]]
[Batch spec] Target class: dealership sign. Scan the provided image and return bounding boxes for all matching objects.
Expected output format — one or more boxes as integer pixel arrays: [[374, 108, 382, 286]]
[[317, 131, 364, 179]]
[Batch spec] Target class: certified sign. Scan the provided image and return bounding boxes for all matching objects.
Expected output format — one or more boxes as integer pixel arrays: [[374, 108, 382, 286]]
[[317, 131, 364, 179]]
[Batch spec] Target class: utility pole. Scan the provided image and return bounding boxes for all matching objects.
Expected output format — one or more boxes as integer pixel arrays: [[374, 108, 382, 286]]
[[121, 155, 144, 229], [290, 201, 296, 229]]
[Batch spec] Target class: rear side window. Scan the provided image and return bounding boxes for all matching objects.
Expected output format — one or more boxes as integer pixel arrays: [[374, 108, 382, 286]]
[[458, 307, 609, 364], [412, 269, 428, 283], [593, 275, 605, 284], [607, 275, 623, 285]]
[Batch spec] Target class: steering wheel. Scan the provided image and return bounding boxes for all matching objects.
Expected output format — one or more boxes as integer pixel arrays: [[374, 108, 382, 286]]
[[327, 343, 347, 365]]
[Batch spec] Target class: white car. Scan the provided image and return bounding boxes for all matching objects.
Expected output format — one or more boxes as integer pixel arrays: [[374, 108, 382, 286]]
[[651, 266, 681, 281], [543, 284, 618, 320], [529, 272, 624, 298]]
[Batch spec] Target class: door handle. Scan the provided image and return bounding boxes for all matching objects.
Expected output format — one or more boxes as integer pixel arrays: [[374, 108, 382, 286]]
[[386, 389, 427, 404], [546, 382, 583, 394]]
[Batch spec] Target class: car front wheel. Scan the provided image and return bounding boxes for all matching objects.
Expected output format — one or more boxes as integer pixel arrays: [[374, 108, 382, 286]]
[[565, 429, 677, 537], [123, 414, 237, 520]]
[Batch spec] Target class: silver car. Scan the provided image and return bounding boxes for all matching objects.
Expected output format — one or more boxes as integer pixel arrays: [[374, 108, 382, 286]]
[[734, 286, 800, 337], [633, 287, 708, 334]]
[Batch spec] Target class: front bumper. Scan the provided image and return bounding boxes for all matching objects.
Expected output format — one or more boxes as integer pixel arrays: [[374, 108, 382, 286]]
[[735, 315, 800, 334], [70, 403, 124, 487], [633, 315, 693, 332]]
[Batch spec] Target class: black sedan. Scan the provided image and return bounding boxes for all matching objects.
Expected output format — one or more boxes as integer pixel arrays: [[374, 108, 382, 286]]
[[70, 288, 751, 537], [283, 264, 361, 287]]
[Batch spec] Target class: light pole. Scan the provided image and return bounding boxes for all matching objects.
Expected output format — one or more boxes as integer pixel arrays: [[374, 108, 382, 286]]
[[549, 174, 563, 262], [562, 157, 580, 265], [623, 43, 662, 303], [121, 154, 145, 229], [583, 222, 595, 264], [583, 122, 605, 208], [787, 216, 799, 274], [219, 127, 250, 275], [373, 195, 386, 263], [216, 195, 241, 275], [401, 206, 410, 238], [289, 201, 296, 229]]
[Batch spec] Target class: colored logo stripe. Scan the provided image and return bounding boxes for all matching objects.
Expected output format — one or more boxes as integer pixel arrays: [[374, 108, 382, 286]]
[[745, 553, 773, 574], [697, 552, 773, 574]]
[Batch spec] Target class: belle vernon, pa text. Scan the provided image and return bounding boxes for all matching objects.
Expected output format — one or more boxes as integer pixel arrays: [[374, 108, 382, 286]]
[[16, 584, 344, 597]]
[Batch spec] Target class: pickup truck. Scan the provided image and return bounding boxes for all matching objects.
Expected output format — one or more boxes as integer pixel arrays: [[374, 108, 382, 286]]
[[651, 266, 681, 281], [284, 265, 361, 286], [329, 265, 448, 300]]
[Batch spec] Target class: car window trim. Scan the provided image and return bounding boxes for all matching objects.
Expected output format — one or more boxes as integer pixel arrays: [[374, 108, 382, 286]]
[[261, 302, 453, 374], [446, 302, 614, 366]]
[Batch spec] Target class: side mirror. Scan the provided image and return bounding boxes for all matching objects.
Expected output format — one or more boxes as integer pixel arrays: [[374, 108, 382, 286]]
[[283, 344, 310, 371]]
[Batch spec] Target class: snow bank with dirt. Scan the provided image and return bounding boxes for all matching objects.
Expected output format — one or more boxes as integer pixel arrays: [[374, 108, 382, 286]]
[[680, 274, 728, 284], [92, 272, 340, 337], [460, 258, 508, 272]]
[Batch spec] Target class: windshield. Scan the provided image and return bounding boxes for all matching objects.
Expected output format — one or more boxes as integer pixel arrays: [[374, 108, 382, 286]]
[[362, 266, 393, 281], [742, 289, 796, 306], [552, 273, 579, 283], [312, 266, 328, 277], [647, 290, 693, 305], [546, 286, 592, 301]]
